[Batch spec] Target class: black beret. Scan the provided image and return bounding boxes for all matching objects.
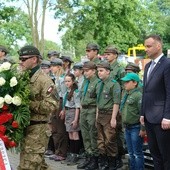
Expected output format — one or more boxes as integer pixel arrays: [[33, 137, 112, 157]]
[[18, 45, 40, 56], [86, 43, 99, 50]]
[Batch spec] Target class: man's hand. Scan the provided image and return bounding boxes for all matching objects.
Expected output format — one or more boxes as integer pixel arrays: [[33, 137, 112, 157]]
[[139, 130, 146, 138], [161, 118, 170, 130], [140, 116, 145, 126]]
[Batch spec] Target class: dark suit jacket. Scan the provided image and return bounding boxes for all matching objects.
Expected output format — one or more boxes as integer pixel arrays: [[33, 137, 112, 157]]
[[141, 56, 170, 123]]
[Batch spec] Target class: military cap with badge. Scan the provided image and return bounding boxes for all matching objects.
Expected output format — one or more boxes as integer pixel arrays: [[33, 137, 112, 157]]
[[18, 45, 41, 62], [97, 61, 111, 70], [83, 61, 97, 70], [73, 62, 83, 70], [60, 55, 74, 63], [104, 45, 119, 55], [47, 50, 60, 58], [50, 58, 63, 66], [41, 60, 51, 69], [125, 62, 141, 73], [86, 43, 99, 51], [0, 45, 8, 55]]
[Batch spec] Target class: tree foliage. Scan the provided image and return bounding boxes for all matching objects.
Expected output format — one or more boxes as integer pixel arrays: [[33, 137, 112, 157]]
[[55, 0, 170, 56]]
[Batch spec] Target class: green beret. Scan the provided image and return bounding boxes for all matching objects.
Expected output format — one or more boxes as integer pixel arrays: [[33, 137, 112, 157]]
[[73, 62, 83, 70]]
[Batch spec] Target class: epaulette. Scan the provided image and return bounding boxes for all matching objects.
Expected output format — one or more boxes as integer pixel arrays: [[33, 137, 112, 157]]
[[75, 89, 79, 93]]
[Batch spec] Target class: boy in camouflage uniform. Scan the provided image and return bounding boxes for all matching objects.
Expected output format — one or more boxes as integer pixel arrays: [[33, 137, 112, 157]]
[[17, 45, 58, 170], [96, 61, 121, 170]]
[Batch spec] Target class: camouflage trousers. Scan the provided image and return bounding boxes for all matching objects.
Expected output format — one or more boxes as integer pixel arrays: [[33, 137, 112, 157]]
[[17, 124, 50, 170], [97, 113, 118, 157]]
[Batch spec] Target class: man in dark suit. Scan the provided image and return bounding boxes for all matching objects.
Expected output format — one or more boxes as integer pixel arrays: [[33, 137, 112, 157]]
[[140, 35, 170, 170]]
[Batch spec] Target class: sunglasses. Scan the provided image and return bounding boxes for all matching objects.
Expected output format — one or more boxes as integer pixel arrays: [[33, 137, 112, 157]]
[[19, 56, 34, 62]]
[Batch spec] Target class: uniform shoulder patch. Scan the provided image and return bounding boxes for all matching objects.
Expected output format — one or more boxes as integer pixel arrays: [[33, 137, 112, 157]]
[[47, 85, 54, 94]]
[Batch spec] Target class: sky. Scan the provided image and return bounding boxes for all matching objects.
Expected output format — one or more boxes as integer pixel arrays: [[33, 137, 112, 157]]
[[5, 1, 63, 45], [43, 10, 63, 45]]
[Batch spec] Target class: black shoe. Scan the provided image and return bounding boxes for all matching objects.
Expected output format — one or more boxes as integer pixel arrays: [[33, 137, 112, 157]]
[[98, 155, 109, 170], [85, 156, 98, 170], [67, 154, 79, 166], [108, 156, 117, 170], [116, 158, 123, 169], [61, 153, 73, 164], [77, 157, 90, 169]]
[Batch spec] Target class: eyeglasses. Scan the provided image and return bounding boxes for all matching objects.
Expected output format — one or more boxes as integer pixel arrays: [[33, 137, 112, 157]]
[[19, 56, 34, 62]]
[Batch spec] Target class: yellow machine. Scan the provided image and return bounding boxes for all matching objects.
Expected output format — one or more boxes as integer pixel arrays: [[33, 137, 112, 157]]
[[127, 44, 146, 59]]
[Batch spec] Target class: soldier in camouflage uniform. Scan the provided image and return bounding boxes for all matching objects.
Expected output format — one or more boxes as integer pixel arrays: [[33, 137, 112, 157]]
[[104, 45, 126, 168], [77, 61, 99, 170], [96, 61, 121, 170], [86, 43, 101, 64], [17, 45, 58, 170]]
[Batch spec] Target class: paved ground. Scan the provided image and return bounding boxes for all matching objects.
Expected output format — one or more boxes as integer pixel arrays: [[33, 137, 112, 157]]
[[7, 150, 129, 170]]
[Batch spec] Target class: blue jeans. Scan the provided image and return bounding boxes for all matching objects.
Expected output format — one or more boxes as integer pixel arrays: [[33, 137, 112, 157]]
[[125, 124, 144, 170]]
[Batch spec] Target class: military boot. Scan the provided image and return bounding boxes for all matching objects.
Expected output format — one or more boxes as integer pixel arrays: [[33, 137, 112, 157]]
[[99, 155, 109, 170], [108, 156, 117, 170], [77, 157, 90, 169], [85, 156, 98, 170]]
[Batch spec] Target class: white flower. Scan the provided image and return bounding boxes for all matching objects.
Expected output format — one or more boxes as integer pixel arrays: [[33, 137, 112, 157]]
[[0, 77, 6, 86], [10, 77, 18, 87], [12, 96, 22, 106], [1, 62, 11, 71], [0, 97, 4, 108], [4, 94, 13, 104]]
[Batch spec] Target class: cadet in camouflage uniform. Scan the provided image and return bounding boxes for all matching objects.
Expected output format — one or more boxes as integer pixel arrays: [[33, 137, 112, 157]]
[[17, 45, 58, 170], [105, 45, 126, 168], [77, 61, 99, 170], [86, 43, 101, 64], [120, 73, 145, 170], [96, 61, 121, 170]]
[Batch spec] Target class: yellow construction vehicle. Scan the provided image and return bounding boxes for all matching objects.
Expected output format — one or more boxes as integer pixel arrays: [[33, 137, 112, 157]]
[[127, 44, 146, 59]]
